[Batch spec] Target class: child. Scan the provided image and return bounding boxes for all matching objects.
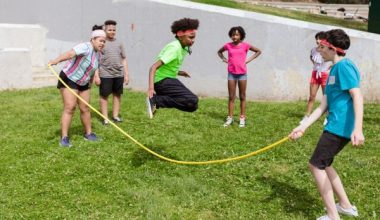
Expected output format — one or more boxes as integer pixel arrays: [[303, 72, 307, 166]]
[[48, 25, 106, 147], [94, 20, 129, 125], [217, 26, 261, 127], [146, 18, 199, 119], [300, 31, 331, 125], [289, 29, 364, 220]]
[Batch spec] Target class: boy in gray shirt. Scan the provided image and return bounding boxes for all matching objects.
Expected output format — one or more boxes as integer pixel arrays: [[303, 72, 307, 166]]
[[95, 20, 129, 124]]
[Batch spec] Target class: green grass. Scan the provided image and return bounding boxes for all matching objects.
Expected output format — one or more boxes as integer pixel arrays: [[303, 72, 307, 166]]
[[0, 87, 379, 219], [190, 0, 368, 31]]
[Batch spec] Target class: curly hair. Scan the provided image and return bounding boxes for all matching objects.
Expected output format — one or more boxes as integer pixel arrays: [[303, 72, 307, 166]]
[[325, 29, 350, 56], [171, 18, 199, 35], [228, 26, 246, 41], [315, 31, 327, 40]]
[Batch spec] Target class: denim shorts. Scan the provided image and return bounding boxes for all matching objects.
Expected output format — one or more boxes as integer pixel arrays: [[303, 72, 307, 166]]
[[228, 73, 247, 81]]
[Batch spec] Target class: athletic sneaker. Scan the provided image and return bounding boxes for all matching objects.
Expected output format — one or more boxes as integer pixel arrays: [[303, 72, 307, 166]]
[[316, 215, 331, 220], [84, 132, 98, 141], [300, 115, 309, 125], [102, 119, 109, 125], [146, 96, 156, 119], [336, 203, 358, 217], [239, 117, 246, 128], [59, 136, 72, 147], [112, 117, 122, 123], [223, 116, 233, 127]]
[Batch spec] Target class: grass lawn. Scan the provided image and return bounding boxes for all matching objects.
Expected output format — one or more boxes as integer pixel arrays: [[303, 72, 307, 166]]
[[0, 87, 378, 219], [190, 0, 368, 32]]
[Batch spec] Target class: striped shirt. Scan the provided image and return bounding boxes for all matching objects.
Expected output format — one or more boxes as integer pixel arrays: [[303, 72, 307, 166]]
[[62, 42, 101, 86], [99, 38, 126, 78]]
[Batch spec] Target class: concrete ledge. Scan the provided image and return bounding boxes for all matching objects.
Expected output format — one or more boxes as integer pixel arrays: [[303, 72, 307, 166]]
[[0, 23, 47, 67], [0, 48, 33, 90]]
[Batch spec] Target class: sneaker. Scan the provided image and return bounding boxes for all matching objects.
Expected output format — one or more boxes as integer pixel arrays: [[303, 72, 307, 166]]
[[300, 115, 309, 125], [336, 203, 358, 217], [239, 117, 246, 128], [59, 136, 72, 147], [316, 215, 331, 220], [84, 132, 98, 141], [323, 118, 328, 126], [146, 96, 156, 119], [102, 119, 109, 125], [223, 116, 233, 127], [112, 117, 122, 123]]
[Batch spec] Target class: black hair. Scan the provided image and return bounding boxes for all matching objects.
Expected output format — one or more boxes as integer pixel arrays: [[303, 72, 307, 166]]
[[228, 26, 246, 41], [171, 18, 199, 36], [325, 29, 350, 56], [315, 31, 327, 40], [104, 20, 117, 26], [92, 24, 104, 31]]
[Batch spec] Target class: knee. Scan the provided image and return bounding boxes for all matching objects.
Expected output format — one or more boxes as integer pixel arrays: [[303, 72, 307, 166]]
[[187, 96, 198, 112], [79, 106, 90, 114], [228, 95, 235, 102], [239, 93, 246, 101], [63, 105, 76, 114], [308, 96, 316, 102]]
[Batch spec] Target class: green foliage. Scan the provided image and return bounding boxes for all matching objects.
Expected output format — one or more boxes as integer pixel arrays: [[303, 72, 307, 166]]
[[191, 0, 367, 31], [0, 87, 378, 219]]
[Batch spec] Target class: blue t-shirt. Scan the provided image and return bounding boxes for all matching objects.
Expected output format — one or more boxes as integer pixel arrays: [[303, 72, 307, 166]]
[[324, 58, 360, 139]]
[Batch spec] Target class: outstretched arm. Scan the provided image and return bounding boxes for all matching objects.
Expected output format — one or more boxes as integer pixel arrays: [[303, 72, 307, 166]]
[[289, 95, 328, 140], [148, 60, 163, 98], [48, 49, 76, 65], [245, 45, 262, 64]]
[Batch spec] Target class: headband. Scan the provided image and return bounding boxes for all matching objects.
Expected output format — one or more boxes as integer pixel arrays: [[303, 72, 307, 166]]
[[319, 39, 346, 55], [91, 29, 106, 39], [176, 29, 197, 37]]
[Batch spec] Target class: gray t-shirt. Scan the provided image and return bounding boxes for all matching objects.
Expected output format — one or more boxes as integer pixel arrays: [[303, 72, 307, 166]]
[[99, 38, 126, 78]]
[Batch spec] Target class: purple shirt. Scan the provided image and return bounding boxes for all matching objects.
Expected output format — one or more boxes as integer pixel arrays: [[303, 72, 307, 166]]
[[224, 42, 251, 74]]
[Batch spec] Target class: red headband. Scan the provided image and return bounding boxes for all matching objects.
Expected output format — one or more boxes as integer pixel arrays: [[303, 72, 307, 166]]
[[319, 39, 346, 55], [176, 29, 197, 37]]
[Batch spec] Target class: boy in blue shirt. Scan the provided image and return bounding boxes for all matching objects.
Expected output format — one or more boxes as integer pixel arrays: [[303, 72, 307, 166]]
[[289, 29, 364, 220]]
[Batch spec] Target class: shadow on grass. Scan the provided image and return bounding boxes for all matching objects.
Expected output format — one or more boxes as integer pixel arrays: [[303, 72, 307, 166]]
[[130, 145, 180, 167], [259, 176, 319, 219]]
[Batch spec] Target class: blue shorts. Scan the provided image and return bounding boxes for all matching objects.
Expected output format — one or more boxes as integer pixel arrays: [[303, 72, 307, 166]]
[[228, 73, 247, 81]]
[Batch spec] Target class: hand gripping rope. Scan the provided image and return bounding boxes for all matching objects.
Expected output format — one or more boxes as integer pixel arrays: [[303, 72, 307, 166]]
[[48, 65, 289, 165]]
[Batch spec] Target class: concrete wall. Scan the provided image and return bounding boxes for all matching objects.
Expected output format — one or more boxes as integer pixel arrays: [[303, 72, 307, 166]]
[[0, 48, 32, 90], [0, 0, 379, 101]]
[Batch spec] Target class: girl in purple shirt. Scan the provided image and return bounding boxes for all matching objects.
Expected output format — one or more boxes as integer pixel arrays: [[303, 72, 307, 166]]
[[218, 26, 261, 127]]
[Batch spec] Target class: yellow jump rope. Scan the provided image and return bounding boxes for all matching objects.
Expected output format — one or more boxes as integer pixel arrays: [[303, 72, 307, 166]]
[[48, 65, 289, 165]]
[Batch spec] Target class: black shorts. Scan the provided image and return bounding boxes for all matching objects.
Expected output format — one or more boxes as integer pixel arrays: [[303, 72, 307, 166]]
[[309, 131, 350, 170], [57, 71, 89, 91], [99, 77, 124, 97]]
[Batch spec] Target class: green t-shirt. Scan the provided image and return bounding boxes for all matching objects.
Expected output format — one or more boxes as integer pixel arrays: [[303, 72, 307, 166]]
[[154, 40, 189, 83]]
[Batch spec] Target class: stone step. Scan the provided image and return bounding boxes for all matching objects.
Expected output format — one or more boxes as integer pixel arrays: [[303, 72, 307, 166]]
[[32, 66, 57, 88]]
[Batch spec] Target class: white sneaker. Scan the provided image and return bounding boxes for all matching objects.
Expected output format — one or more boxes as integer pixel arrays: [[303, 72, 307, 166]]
[[336, 203, 358, 217], [239, 117, 246, 128], [323, 118, 328, 126], [300, 115, 309, 125], [223, 116, 233, 127], [316, 215, 331, 220]]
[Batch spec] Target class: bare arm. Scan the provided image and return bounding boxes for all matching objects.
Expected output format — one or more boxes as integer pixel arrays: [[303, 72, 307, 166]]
[[349, 88, 364, 146], [245, 45, 262, 64], [289, 95, 328, 140], [48, 49, 76, 65], [217, 47, 227, 63], [148, 60, 164, 98], [122, 57, 129, 85]]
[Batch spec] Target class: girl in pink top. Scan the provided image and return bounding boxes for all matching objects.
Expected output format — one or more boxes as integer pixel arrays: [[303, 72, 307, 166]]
[[218, 26, 261, 127]]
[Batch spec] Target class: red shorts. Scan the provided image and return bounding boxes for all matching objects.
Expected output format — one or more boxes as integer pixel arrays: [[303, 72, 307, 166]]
[[310, 70, 329, 86]]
